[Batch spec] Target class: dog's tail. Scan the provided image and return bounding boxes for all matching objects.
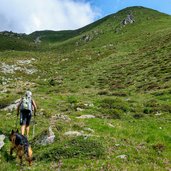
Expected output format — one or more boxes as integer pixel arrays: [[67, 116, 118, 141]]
[[25, 145, 33, 166]]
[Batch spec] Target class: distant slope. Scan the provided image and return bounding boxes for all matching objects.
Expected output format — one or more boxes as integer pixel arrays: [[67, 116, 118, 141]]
[[40, 6, 170, 94], [46, 6, 171, 52], [1, 6, 170, 52], [29, 30, 77, 43]]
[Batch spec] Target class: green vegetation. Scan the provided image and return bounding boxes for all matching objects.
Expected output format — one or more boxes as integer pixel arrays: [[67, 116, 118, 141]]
[[0, 6, 171, 170]]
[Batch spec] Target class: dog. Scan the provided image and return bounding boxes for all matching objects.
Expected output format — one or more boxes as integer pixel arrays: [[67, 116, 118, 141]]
[[9, 129, 33, 166]]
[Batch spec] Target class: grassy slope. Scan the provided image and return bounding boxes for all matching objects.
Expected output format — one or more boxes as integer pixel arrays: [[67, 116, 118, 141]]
[[0, 6, 171, 170]]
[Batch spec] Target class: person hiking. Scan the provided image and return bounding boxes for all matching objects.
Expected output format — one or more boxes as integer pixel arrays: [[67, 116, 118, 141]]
[[17, 91, 37, 137]]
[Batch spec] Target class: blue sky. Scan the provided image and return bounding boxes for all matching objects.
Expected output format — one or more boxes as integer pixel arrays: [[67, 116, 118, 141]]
[[89, 0, 171, 17], [0, 0, 170, 33]]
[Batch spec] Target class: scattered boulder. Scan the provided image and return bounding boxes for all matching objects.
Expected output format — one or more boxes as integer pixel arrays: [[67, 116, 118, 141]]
[[17, 60, 32, 65], [33, 126, 55, 146], [64, 131, 83, 137], [51, 114, 71, 121], [64, 130, 94, 137], [3, 99, 20, 112], [155, 112, 162, 116], [108, 123, 115, 128], [83, 128, 94, 133], [49, 76, 63, 86], [76, 107, 84, 112], [116, 154, 127, 159], [76, 115, 95, 119], [0, 134, 5, 149], [0, 61, 37, 75], [84, 103, 94, 107]]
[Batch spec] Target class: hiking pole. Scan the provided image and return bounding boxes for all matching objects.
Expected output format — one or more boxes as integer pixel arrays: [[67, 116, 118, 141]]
[[15, 114, 19, 129], [32, 121, 35, 138], [32, 114, 36, 138]]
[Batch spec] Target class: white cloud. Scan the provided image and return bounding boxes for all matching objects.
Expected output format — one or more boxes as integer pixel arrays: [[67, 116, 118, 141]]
[[0, 0, 99, 34]]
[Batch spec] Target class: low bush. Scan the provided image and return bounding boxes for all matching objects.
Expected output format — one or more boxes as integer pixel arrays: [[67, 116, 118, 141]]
[[35, 137, 105, 161], [99, 97, 129, 112]]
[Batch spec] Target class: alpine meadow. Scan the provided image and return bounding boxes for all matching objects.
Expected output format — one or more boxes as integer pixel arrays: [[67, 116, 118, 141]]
[[0, 6, 171, 171]]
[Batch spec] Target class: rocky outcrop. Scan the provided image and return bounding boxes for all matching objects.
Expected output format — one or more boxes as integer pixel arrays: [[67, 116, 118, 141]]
[[122, 14, 135, 26], [34, 36, 41, 44], [75, 29, 103, 46], [0, 59, 37, 75]]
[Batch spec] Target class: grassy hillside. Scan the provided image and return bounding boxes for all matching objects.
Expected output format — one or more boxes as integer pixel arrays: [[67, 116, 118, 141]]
[[0, 6, 171, 171]]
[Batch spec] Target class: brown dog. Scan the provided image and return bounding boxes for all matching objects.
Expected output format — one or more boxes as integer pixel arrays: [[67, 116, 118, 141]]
[[9, 129, 33, 166]]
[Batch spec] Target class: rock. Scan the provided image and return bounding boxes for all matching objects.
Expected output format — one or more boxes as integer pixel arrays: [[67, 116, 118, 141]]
[[0, 134, 5, 149], [34, 127, 55, 146], [83, 128, 94, 133], [25, 68, 37, 74], [116, 154, 127, 159], [3, 99, 20, 112], [155, 112, 162, 116], [108, 123, 115, 128], [52, 114, 71, 121], [34, 36, 41, 44], [122, 14, 135, 26], [6, 113, 12, 116], [47, 126, 55, 144], [84, 103, 94, 107], [0, 89, 8, 93], [0, 62, 37, 75], [76, 115, 95, 119], [76, 107, 84, 112], [17, 60, 32, 65], [64, 131, 83, 137]]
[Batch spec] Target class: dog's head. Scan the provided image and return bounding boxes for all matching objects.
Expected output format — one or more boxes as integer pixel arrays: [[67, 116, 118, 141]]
[[9, 129, 19, 142]]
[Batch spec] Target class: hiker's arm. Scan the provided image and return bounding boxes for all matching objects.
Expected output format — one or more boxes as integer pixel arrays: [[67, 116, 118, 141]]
[[32, 100, 37, 115], [17, 101, 21, 116]]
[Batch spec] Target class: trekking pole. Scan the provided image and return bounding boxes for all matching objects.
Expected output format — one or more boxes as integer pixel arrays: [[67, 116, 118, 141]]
[[32, 114, 36, 138], [15, 114, 19, 129], [32, 121, 35, 138]]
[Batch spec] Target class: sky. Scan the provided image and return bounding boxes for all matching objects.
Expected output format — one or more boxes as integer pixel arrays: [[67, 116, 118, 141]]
[[0, 0, 170, 34]]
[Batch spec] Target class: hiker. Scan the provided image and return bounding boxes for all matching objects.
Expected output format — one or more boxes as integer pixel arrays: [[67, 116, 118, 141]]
[[17, 91, 37, 137]]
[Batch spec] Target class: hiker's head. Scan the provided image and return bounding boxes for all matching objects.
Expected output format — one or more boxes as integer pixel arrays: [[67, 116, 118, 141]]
[[25, 91, 32, 98]]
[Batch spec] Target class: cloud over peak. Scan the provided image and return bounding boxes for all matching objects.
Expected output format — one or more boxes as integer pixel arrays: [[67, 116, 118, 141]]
[[0, 0, 99, 34]]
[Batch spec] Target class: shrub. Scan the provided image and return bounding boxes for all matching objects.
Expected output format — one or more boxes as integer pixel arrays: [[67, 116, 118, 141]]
[[97, 90, 109, 95], [49, 79, 56, 86], [99, 98, 129, 112], [143, 99, 171, 114], [67, 96, 78, 104], [36, 137, 105, 161], [133, 114, 144, 119], [99, 108, 123, 119], [143, 107, 153, 114]]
